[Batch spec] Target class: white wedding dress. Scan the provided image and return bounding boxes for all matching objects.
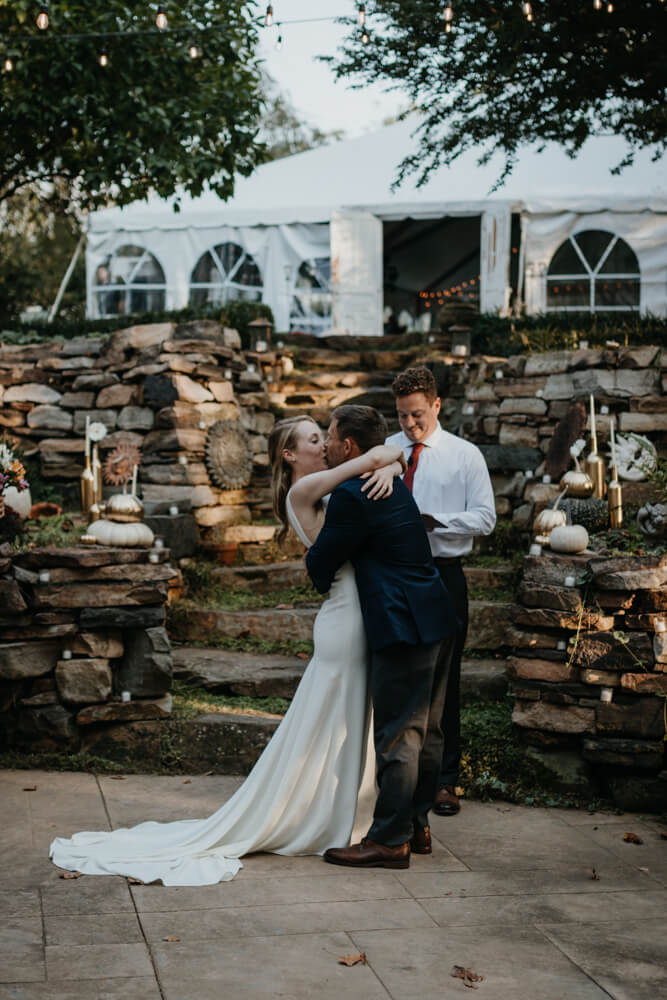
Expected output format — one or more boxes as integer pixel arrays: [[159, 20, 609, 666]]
[[50, 496, 376, 885]]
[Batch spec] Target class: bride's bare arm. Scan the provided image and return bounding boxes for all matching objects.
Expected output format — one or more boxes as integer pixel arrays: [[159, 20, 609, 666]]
[[289, 445, 404, 514]]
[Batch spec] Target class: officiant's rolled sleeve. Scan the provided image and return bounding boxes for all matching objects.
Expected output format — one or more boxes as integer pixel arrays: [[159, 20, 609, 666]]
[[306, 487, 368, 594]]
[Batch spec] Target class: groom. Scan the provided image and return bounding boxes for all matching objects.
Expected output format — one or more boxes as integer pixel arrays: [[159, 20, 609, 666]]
[[306, 404, 457, 869]]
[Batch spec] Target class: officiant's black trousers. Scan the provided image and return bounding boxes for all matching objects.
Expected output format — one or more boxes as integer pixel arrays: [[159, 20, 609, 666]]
[[367, 636, 455, 846], [435, 558, 469, 788]]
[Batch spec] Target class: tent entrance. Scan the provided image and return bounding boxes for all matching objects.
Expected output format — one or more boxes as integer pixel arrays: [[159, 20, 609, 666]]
[[382, 216, 481, 333]]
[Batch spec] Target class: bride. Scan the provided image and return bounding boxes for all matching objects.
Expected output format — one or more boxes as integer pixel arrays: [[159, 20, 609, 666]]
[[50, 415, 405, 885]]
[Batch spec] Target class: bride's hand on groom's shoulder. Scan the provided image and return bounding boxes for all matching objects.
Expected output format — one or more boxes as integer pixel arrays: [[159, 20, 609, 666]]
[[360, 466, 395, 500]]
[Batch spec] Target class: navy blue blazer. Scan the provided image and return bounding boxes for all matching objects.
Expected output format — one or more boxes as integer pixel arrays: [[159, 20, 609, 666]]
[[305, 477, 458, 652]]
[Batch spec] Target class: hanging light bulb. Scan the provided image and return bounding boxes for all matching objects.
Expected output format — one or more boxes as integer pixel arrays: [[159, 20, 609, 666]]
[[444, 4, 454, 23], [156, 5, 168, 30], [358, 3, 366, 26], [265, 4, 273, 27], [523, 1, 533, 19], [188, 40, 202, 59], [275, 31, 283, 51], [98, 50, 110, 67], [593, 0, 602, 7], [36, 4, 49, 30], [3, 53, 15, 72], [606, 1, 614, 10], [361, 26, 370, 44], [445, 21, 452, 33]]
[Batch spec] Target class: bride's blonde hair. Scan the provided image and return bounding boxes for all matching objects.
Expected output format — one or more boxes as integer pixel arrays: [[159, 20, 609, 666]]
[[269, 415, 319, 545]]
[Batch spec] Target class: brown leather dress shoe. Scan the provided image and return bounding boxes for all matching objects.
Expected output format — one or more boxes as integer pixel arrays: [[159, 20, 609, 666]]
[[410, 826, 432, 855], [324, 839, 410, 869], [433, 785, 461, 816]]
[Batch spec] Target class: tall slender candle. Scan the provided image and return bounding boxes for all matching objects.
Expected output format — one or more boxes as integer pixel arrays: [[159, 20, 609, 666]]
[[85, 415, 90, 460], [589, 394, 598, 454], [131, 463, 138, 496], [609, 416, 617, 470]]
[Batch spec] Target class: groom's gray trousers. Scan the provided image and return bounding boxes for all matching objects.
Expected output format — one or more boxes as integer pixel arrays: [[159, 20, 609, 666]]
[[367, 635, 455, 846]]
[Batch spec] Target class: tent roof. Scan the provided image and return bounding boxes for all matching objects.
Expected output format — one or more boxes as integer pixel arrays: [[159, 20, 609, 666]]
[[89, 118, 667, 233]]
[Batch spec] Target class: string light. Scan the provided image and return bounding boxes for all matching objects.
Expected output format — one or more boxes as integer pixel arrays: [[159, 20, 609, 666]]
[[98, 50, 109, 67], [444, 4, 454, 23], [36, 5, 49, 31], [606, 1, 614, 10], [361, 26, 370, 44], [594, 0, 602, 8], [156, 5, 168, 31], [358, 4, 366, 26], [265, 5, 273, 27], [188, 41, 202, 58], [3, 53, 14, 72], [523, 1, 534, 20], [275, 30, 283, 50]]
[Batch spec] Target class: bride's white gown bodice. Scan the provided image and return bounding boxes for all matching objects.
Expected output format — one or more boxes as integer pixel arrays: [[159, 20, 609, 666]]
[[49, 494, 375, 885]]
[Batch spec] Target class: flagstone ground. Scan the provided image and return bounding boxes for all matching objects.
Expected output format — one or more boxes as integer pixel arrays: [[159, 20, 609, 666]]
[[0, 769, 665, 999]]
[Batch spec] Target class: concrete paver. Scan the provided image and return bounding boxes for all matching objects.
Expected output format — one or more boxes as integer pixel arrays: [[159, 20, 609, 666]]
[[0, 769, 665, 999]]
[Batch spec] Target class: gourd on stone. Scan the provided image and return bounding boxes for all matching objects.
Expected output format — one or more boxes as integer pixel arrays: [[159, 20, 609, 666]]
[[559, 455, 594, 498], [87, 518, 154, 547], [560, 497, 608, 533], [548, 524, 590, 554], [533, 488, 567, 539]]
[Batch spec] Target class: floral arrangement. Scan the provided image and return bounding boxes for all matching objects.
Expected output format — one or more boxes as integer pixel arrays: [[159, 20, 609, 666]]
[[0, 442, 29, 497]]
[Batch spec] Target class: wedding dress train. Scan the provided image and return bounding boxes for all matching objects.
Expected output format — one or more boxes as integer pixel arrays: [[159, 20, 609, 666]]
[[49, 497, 375, 885]]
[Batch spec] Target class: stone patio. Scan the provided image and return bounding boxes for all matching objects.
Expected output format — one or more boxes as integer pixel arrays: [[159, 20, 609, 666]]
[[0, 769, 665, 999]]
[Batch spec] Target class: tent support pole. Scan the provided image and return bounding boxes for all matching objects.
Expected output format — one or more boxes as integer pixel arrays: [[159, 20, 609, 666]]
[[48, 233, 85, 323], [515, 213, 528, 316]]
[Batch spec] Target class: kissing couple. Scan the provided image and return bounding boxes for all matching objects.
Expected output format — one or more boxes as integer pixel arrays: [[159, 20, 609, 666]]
[[50, 404, 457, 885]]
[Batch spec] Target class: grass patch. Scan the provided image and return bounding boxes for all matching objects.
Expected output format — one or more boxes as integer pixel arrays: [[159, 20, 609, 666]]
[[0, 749, 127, 773], [168, 623, 314, 658], [171, 680, 289, 720], [181, 560, 321, 610], [12, 514, 87, 551], [466, 585, 515, 603], [460, 700, 601, 808]]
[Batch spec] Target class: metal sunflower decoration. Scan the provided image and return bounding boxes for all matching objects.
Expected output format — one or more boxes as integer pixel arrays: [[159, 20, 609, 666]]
[[103, 443, 142, 487], [205, 420, 253, 489]]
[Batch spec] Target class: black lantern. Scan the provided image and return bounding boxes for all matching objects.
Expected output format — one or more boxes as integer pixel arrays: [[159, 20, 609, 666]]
[[247, 316, 273, 353]]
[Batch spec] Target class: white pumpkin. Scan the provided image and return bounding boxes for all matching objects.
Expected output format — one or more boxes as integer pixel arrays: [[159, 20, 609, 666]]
[[548, 524, 589, 554], [87, 518, 154, 548], [533, 487, 568, 539]]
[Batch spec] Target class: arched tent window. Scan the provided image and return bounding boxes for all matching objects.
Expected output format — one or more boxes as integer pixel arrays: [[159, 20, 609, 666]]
[[93, 245, 166, 316], [546, 230, 640, 312], [189, 242, 263, 307], [289, 258, 332, 334]]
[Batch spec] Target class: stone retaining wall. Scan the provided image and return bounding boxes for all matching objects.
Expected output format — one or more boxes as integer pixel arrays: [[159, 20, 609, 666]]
[[0, 320, 280, 551], [0, 543, 176, 754], [509, 551, 667, 810]]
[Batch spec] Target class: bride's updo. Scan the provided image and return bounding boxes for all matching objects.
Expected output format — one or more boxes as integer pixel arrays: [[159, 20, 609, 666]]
[[269, 415, 319, 545]]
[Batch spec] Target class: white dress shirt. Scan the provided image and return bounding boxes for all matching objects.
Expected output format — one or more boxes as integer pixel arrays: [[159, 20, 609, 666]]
[[386, 423, 496, 558]]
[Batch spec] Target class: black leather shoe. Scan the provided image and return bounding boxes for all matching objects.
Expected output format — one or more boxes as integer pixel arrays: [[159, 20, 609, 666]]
[[324, 839, 410, 869], [433, 786, 461, 817], [410, 826, 432, 855]]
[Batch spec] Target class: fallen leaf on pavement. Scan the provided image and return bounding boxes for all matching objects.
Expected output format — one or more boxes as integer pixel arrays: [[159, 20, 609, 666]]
[[60, 871, 82, 879], [297, 652, 309, 660], [275, 603, 294, 610], [591, 868, 600, 881], [182, 779, 192, 784], [338, 953, 367, 967], [452, 965, 484, 989], [22, 785, 37, 791], [109, 775, 125, 781], [204, 770, 214, 776], [638, 866, 649, 873], [623, 832, 643, 844], [127, 877, 144, 885], [163, 935, 181, 942]]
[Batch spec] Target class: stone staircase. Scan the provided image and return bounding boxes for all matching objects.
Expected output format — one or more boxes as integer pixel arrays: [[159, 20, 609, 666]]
[[163, 560, 515, 772]]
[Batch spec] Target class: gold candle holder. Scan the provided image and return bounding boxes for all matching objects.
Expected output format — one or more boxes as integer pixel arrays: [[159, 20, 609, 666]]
[[80, 454, 95, 514], [92, 443, 103, 504], [608, 464, 623, 528], [585, 452, 606, 499]]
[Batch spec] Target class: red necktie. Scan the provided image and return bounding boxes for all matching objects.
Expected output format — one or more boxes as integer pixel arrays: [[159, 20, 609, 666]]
[[403, 442, 424, 492]]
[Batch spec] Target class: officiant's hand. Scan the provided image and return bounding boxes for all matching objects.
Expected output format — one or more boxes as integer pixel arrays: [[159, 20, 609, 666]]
[[422, 513, 446, 532], [360, 465, 395, 500]]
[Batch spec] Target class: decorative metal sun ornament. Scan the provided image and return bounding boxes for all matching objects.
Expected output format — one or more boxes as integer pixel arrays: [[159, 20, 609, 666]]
[[205, 420, 253, 489], [103, 444, 142, 486]]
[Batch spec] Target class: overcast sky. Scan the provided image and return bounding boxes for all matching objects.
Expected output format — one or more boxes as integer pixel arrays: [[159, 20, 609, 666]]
[[257, 0, 404, 137]]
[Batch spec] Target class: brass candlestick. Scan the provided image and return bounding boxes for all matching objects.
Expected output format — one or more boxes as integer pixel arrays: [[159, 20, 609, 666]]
[[608, 464, 623, 528], [585, 452, 606, 499], [92, 443, 103, 504], [80, 453, 95, 514]]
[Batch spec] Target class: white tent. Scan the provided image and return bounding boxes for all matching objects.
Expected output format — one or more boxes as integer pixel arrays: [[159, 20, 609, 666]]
[[86, 118, 667, 333]]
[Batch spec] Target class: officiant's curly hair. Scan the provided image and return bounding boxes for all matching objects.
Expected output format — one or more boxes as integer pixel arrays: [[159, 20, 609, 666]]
[[391, 366, 438, 401], [269, 415, 321, 545]]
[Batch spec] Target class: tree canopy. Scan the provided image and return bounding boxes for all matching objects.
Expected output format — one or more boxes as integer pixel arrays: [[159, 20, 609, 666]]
[[332, 1, 667, 186], [0, 1, 265, 210]]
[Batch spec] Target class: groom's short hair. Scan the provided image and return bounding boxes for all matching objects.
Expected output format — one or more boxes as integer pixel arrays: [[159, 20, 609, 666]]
[[332, 405, 388, 453]]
